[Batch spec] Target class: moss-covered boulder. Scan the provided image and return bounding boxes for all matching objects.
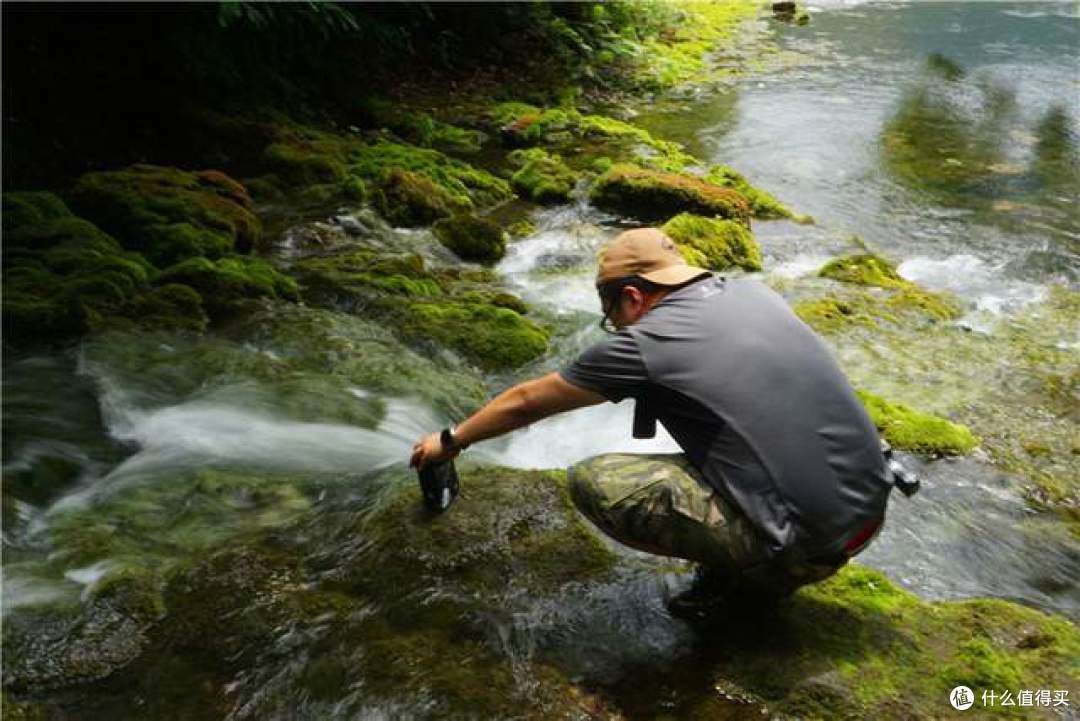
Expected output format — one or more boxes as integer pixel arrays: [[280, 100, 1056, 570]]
[[3, 216, 154, 339], [158, 256, 298, 316], [401, 300, 549, 371], [857, 389, 978, 455], [67, 165, 260, 267], [705, 164, 812, 223], [508, 148, 580, 204], [591, 164, 751, 223], [375, 168, 461, 227], [432, 212, 507, 263], [820, 253, 907, 287], [661, 212, 762, 272], [127, 283, 209, 334], [2, 191, 72, 231]]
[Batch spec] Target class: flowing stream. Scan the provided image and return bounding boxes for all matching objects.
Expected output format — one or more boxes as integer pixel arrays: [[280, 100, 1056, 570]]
[[2, 1, 1078, 715]]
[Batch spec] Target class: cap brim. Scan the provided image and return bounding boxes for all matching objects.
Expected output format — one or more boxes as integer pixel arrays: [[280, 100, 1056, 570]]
[[639, 264, 712, 286]]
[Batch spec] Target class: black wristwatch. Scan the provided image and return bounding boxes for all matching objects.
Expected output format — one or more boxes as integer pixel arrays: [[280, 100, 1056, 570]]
[[440, 426, 469, 452]]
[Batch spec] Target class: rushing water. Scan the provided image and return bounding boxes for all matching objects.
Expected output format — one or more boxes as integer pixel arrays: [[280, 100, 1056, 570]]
[[2, 1, 1078, 716]]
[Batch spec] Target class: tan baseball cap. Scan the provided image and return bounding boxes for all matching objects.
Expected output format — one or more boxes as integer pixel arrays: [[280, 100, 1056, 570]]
[[596, 227, 710, 288]]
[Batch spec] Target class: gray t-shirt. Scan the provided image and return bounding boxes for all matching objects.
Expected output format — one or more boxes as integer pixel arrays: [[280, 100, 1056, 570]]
[[561, 275, 891, 559]]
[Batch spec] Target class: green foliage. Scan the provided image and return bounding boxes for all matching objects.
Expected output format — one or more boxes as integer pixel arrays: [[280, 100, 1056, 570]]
[[590, 163, 751, 223], [661, 212, 762, 272], [508, 148, 580, 204], [432, 213, 507, 263], [857, 389, 978, 455]]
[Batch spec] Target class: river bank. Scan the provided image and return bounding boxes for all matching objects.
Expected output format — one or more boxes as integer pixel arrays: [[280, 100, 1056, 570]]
[[3, 2, 1078, 719]]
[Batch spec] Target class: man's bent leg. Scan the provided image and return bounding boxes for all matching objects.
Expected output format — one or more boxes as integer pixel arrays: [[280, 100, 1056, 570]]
[[567, 453, 768, 574]]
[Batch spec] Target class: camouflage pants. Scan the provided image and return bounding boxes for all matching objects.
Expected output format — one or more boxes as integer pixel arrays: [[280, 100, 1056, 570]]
[[568, 453, 846, 598]]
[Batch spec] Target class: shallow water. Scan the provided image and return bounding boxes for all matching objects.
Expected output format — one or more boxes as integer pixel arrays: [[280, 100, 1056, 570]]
[[3, 1, 1078, 715]]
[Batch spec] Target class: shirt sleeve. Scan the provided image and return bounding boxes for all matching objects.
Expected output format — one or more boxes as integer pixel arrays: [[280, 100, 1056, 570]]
[[559, 331, 649, 403]]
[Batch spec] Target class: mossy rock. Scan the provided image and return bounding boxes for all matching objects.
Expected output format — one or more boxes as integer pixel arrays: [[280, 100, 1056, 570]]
[[508, 148, 580, 204], [820, 253, 906, 288], [661, 212, 762, 272], [591, 164, 751, 223], [67, 164, 260, 265], [353, 140, 511, 211], [2, 217, 154, 339], [432, 212, 507, 263], [2, 191, 71, 231], [706, 164, 811, 223], [374, 168, 461, 227], [819, 254, 962, 322], [294, 249, 445, 302], [491, 102, 695, 172], [158, 255, 298, 316], [794, 293, 883, 334], [401, 300, 549, 371], [857, 389, 978, 455], [127, 283, 209, 334]]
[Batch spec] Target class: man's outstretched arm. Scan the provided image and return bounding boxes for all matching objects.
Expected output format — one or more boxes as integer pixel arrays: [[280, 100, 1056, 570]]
[[409, 372, 604, 468]]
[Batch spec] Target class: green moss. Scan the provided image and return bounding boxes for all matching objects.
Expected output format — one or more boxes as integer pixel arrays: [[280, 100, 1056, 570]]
[[374, 168, 458, 226], [158, 256, 298, 316], [68, 164, 260, 262], [128, 284, 209, 333], [819, 254, 962, 322], [88, 566, 167, 622], [432, 212, 507, 263], [2, 216, 157, 340], [492, 103, 695, 172], [506, 219, 537, 239], [705, 164, 811, 222], [590, 163, 751, 223], [295, 250, 445, 300], [793, 294, 884, 334], [402, 301, 549, 371], [857, 389, 978, 455], [352, 140, 511, 211], [661, 212, 762, 271], [2, 191, 71, 231], [508, 148, 579, 204], [820, 253, 906, 288]]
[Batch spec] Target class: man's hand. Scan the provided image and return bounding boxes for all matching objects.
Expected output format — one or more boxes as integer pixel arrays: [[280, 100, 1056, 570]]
[[410, 432, 459, 470]]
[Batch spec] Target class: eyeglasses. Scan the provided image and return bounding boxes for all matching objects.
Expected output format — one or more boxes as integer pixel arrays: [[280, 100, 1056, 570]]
[[597, 276, 636, 334]]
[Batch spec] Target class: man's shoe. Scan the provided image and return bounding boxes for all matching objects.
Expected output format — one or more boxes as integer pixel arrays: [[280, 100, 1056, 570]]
[[666, 566, 731, 620]]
